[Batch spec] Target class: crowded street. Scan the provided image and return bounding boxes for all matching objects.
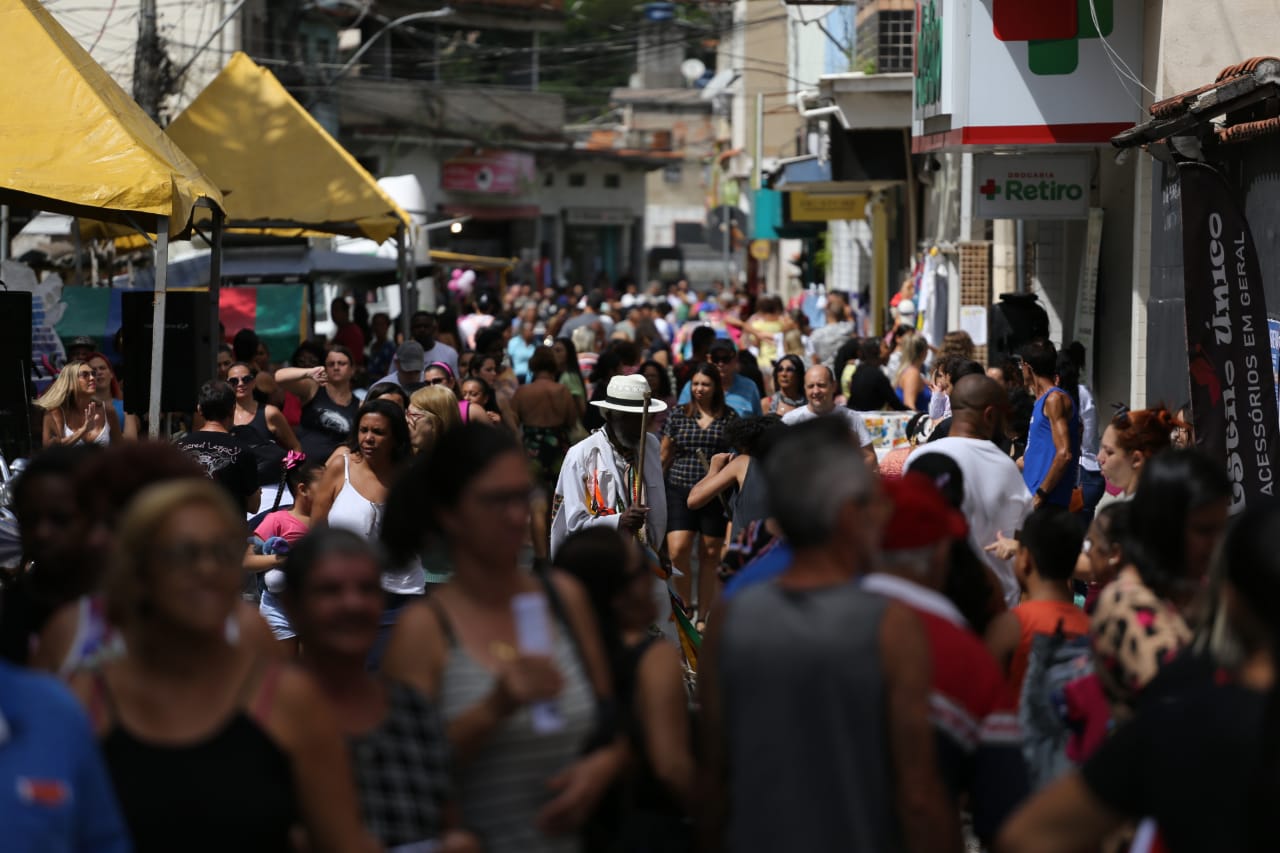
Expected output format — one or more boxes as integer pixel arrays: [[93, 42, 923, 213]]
[[4, 1, 1280, 852]]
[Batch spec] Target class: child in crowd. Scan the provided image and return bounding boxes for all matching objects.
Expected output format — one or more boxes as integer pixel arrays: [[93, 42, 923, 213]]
[[985, 505, 1090, 701], [244, 456, 324, 655]]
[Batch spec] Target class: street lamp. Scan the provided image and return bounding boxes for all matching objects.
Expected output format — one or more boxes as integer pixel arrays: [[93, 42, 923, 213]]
[[329, 8, 456, 85], [407, 215, 471, 311]]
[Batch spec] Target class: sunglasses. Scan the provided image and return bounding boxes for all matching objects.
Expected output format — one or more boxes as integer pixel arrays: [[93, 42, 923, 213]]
[[227, 376, 256, 386], [424, 376, 450, 386], [77, 370, 94, 380], [710, 355, 734, 365]]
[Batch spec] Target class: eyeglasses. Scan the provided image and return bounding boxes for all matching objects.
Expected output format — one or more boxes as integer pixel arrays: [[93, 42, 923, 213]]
[[227, 376, 255, 386], [775, 365, 796, 373], [154, 539, 243, 569], [77, 371, 94, 380], [406, 407, 428, 424]]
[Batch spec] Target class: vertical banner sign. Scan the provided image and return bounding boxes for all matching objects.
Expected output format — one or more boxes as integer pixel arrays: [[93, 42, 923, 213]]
[[1179, 162, 1279, 510]]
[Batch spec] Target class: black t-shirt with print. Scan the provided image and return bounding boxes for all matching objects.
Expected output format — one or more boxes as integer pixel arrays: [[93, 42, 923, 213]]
[[175, 430, 259, 512]]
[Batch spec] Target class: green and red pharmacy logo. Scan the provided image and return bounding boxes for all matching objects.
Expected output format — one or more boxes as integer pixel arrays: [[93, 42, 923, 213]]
[[993, 0, 1113, 75], [915, 0, 1113, 100]]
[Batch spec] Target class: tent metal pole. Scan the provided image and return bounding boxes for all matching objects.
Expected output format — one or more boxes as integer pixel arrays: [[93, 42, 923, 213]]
[[397, 223, 410, 339], [209, 208, 224, 371], [148, 217, 170, 438]]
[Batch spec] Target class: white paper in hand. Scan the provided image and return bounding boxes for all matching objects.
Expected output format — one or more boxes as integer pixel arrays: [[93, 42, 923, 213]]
[[511, 592, 564, 733]]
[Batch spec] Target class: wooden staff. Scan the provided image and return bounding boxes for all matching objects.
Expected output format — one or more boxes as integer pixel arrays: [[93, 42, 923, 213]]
[[635, 389, 652, 507]]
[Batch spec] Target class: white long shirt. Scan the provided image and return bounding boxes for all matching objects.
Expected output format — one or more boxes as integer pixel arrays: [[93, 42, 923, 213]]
[[550, 428, 666, 559]]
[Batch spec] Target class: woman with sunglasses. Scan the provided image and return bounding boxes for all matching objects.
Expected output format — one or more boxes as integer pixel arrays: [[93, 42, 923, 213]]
[[37, 360, 120, 448], [276, 346, 360, 464], [425, 362, 459, 394], [69, 479, 375, 853], [228, 362, 302, 508], [763, 354, 806, 417]]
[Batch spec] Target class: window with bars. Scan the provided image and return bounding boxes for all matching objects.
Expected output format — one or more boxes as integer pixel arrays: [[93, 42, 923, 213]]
[[878, 10, 914, 73]]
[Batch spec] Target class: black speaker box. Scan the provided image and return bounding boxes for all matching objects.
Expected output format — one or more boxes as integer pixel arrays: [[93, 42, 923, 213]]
[[122, 291, 214, 414], [0, 291, 34, 461]]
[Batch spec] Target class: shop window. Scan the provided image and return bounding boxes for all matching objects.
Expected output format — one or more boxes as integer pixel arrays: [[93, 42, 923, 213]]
[[604, 174, 621, 189], [569, 173, 586, 187]]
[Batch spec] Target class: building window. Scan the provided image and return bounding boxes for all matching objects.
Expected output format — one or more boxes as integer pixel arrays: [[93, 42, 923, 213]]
[[663, 165, 682, 184], [879, 10, 914, 73], [569, 173, 586, 187], [603, 174, 621, 189], [544, 172, 554, 187]]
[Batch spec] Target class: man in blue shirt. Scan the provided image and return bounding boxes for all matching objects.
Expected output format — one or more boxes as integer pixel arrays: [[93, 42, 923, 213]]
[[0, 660, 130, 852], [677, 340, 762, 417], [507, 322, 538, 383]]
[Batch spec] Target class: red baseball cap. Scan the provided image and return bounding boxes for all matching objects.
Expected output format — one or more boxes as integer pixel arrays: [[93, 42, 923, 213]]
[[881, 471, 968, 551]]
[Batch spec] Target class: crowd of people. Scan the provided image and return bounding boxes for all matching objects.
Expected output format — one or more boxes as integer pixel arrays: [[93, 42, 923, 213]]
[[0, 275, 1268, 853]]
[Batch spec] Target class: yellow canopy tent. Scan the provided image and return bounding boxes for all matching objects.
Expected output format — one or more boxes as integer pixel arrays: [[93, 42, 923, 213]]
[[85, 52, 416, 335], [167, 52, 409, 242], [0, 0, 224, 436]]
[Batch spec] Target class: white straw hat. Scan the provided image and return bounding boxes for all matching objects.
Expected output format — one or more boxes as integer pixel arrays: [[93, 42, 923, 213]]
[[590, 374, 668, 413]]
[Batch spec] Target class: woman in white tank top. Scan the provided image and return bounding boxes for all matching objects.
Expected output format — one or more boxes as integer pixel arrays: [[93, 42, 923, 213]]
[[309, 398, 422, 596], [35, 360, 120, 448]]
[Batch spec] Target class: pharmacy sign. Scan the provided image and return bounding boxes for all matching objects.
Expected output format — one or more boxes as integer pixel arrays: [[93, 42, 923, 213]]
[[912, 0, 1144, 151], [974, 154, 1090, 220]]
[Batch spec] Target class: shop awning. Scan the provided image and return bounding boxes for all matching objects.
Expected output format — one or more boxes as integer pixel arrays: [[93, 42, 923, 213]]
[[163, 52, 408, 242], [428, 250, 518, 270], [0, 0, 223, 236], [1111, 57, 1280, 150]]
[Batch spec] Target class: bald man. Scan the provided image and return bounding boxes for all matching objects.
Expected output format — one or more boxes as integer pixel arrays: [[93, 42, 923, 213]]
[[782, 364, 878, 471], [904, 375, 1033, 606]]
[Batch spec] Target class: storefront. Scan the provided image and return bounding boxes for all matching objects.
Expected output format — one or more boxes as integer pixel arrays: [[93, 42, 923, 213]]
[[911, 0, 1145, 402]]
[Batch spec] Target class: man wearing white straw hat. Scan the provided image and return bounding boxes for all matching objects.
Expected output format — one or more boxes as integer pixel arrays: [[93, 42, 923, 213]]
[[551, 374, 668, 556], [551, 374, 676, 638]]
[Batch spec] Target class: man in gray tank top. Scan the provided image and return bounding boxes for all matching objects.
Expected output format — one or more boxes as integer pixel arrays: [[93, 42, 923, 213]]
[[699, 419, 963, 853]]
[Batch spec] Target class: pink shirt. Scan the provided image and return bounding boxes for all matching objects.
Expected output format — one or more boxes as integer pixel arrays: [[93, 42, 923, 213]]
[[254, 510, 310, 545]]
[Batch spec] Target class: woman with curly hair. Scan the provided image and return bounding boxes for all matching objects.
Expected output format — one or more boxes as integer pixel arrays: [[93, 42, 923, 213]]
[[1095, 405, 1186, 512]]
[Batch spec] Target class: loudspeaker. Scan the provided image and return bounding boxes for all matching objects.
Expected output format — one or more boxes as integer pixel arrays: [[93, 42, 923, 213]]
[[122, 291, 214, 414], [0, 291, 34, 461]]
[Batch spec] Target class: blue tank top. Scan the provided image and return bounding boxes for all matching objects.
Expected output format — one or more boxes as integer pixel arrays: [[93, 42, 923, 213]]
[[1022, 388, 1081, 507]]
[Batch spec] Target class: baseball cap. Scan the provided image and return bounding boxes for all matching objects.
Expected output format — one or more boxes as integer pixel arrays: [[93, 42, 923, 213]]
[[881, 472, 968, 551], [396, 341, 425, 373], [897, 298, 917, 318], [67, 336, 96, 351]]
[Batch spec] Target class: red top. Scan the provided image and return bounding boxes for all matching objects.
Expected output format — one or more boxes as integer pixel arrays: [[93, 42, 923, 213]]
[[332, 322, 367, 365], [1009, 599, 1090, 698]]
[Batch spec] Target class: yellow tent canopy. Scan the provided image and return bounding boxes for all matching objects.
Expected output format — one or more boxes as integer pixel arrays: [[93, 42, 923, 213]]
[[166, 52, 408, 242], [0, 0, 222, 237]]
